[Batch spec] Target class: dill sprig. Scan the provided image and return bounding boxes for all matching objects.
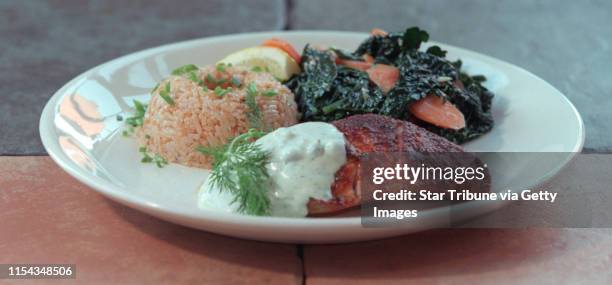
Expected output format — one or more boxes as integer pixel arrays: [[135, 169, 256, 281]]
[[245, 83, 264, 130], [196, 129, 270, 215]]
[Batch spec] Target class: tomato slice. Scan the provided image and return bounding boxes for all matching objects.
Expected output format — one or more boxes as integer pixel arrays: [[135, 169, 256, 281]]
[[262, 38, 301, 64], [366, 64, 399, 93], [409, 94, 466, 130]]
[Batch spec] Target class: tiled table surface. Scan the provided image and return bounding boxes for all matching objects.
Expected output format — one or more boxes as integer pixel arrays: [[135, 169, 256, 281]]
[[1, 1, 611, 284]]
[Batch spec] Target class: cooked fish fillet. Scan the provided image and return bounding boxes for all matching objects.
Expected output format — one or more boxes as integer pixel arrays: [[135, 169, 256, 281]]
[[307, 114, 466, 215]]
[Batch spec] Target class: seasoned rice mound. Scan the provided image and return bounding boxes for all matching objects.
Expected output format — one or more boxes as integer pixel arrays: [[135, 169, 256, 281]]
[[136, 65, 299, 168]]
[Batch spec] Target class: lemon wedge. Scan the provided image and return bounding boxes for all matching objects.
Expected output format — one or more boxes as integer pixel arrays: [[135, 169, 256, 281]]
[[218, 46, 301, 81]]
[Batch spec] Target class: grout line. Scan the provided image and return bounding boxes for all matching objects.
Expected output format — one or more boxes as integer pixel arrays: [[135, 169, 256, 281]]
[[0, 153, 49, 156], [297, 244, 306, 285], [581, 148, 612, 154], [273, 0, 287, 31], [283, 0, 295, 30]]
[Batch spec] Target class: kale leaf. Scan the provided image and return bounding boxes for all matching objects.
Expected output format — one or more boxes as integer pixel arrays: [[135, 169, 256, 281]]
[[402, 27, 429, 50], [287, 45, 385, 121], [353, 26, 430, 64]]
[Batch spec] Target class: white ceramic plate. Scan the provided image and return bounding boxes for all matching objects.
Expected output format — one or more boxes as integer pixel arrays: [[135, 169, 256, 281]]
[[40, 31, 584, 243]]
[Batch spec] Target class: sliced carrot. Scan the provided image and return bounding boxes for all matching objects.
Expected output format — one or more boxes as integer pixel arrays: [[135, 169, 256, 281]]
[[366, 64, 399, 93], [337, 58, 372, 71], [362, 54, 375, 63], [262, 38, 301, 64], [409, 94, 466, 130], [370, 28, 388, 36]]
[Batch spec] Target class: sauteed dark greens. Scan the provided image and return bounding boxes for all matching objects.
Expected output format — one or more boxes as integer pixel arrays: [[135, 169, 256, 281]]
[[286, 27, 494, 143]]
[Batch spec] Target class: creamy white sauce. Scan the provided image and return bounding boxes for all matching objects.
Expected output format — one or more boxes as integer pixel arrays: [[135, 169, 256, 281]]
[[258, 122, 347, 217], [198, 122, 346, 217], [198, 177, 240, 213]]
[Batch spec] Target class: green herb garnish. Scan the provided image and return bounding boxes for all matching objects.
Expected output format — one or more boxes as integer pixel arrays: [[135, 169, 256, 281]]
[[186, 71, 204, 85], [216, 77, 227, 85], [125, 100, 147, 129], [196, 129, 270, 215], [151, 83, 160, 93], [172, 64, 198, 76], [139, 146, 168, 168], [261, 90, 278, 97], [231, 76, 241, 87], [206, 73, 215, 84], [214, 86, 231, 97], [159, 83, 175, 105], [251, 66, 263, 72], [245, 83, 264, 130], [216, 63, 227, 72], [246, 82, 258, 95]]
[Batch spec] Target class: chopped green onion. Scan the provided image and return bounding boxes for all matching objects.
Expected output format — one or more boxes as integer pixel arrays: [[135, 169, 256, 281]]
[[125, 99, 147, 130], [159, 83, 175, 105], [261, 90, 278, 97], [216, 63, 227, 72], [139, 146, 168, 168], [206, 73, 215, 84], [251, 66, 263, 72], [171, 64, 198, 76], [151, 83, 160, 93], [214, 86, 230, 97], [121, 100, 148, 137], [216, 77, 227, 85], [186, 71, 204, 85], [231, 76, 241, 87], [133, 100, 146, 114], [153, 154, 168, 168]]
